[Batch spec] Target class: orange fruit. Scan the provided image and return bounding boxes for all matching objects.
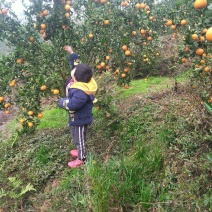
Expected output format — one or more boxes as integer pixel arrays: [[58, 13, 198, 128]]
[[121, 73, 126, 78], [28, 122, 34, 128], [202, 28, 207, 34], [4, 103, 11, 108], [16, 58, 23, 64], [140, 29, 146, 34], [40, 23, 46, 29], [96, 65, 102, 69], [121, 1, 128, 6], [184, 46, 189, 52], [88, 34, 93, 38], [29, 37, 34, 42], [104, 20, 109, 25], [53, 89, 60, 95], [100, 0, 106, 3], [165, 20, 172, 26], [65, 12, 70, 18], [196, 48, 204, 55], [181, 58, 187, 63], [194, 0, 207, 10], [0, 96, 4, 102], [180, 19, 187, 26], [115, 69, 119, 74], [122, 45, 128, 51], [64, 4, 71, 11], [199, 36, 205, 42], [42, 10, 48, 16], [123, 67, 130, 72], [28, 110, 34, 116], [5, 110, 10, 115], [140, 3, 146, 9], [19, 119, 25, 124], [200, 59, 205, 64], [125, 50, 131, 56], [206, 27, 212, 42], [81, 37, 86, 42], [105, 65, 110, 70], [135, 3, 141, 9], [106, 56, 110, 60], [204, 67, 210, 72], [132, 31, 137, 36], [124, 84, 129, 89], [147, 36, 152, 41], [100, 62, 105, 67], [192, 34, 199, 40], [37, 113, 43, 118], [171, 25, 176, 30], [40, 85, 47, 91]]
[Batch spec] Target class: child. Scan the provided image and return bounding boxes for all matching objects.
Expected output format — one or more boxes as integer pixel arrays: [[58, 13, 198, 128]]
[[58, 61, 98, 168]]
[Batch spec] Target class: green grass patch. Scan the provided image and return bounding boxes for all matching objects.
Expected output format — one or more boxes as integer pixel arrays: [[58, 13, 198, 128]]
[[117, 76, 172, 99], [38, 107, 68, 129]]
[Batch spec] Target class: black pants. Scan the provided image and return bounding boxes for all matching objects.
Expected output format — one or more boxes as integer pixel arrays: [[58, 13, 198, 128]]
[[70, 125, 87, 162]]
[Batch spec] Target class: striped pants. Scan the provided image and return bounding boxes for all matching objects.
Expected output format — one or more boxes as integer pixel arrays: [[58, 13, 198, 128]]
[[70, 125, 87, 162]]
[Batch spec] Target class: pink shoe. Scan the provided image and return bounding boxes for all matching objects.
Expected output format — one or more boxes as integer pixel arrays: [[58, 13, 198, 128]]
[[70, 149, 78, 157], [68, 158, 84, 168]]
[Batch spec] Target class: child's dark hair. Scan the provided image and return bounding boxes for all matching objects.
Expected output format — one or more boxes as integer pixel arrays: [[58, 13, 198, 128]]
[[74, 64, 93, 83]]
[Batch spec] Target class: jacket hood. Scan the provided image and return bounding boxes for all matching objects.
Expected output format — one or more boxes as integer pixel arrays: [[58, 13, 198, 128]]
[[70, 78, 98, 95]]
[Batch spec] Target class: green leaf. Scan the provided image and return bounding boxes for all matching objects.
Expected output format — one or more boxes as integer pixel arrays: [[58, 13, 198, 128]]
[[204, 102, 212, 113]]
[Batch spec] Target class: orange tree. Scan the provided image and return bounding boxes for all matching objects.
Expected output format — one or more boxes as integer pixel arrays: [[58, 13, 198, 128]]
[[0, 0, 162, 133], [176, 0, 212, 112], [153, 0, 212, 112]]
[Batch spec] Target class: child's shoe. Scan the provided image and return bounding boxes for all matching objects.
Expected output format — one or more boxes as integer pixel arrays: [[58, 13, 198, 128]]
[[68, 158, 84, 168], [70, 149, 78, 157]]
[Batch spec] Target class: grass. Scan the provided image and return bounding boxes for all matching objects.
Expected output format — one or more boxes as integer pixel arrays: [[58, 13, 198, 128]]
[[117, 76, 171, 99], [38, 107, 68, 129], [0, 74, 211, 211]]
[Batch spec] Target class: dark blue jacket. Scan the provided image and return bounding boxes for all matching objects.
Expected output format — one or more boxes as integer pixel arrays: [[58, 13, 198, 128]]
[[59, 78, 98, 126]]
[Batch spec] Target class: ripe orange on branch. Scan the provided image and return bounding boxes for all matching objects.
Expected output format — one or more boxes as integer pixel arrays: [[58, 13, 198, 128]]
[[19, 119, 25, 124], [5, 110, 10, 115], [40, 23, 46, 29], [125, 50, 131, 56], [194, 0, 207, 10], [88, 34, 93, 38], [106, 56, 110, 60], [40, 85, 47, 91], [192, 34, 198, 40], [165, 20, 172, 26], [28, 122, 34, 128], [64, 4, 71, 11], [206, 27, 212, 42], [196, 48, 204, 56], [121, 1, 128, 6], [104, 20, 109, 25], [0, 96, 4, 102], [4, 103, 11, 108], [122, 45, 128, 51], [37, 113, 43, 118], [52, 89, 60, 95], [28, 110, 34, 116], [41, 10, 48, 16], [180, 20, 187, 26], [16, 58, 23, 64]]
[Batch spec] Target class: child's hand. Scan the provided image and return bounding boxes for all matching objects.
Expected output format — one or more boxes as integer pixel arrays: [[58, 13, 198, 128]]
[[63, 45, 74, 54]]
